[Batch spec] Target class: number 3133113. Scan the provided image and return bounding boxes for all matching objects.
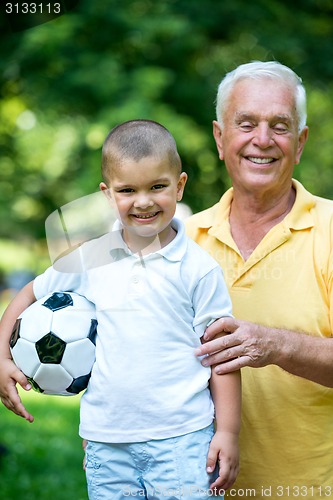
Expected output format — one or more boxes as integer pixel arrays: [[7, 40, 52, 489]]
[[5, 3, 61, 14]]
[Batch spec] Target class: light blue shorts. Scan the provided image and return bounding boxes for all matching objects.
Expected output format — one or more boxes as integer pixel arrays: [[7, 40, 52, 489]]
[[85, 423, 223, 499]]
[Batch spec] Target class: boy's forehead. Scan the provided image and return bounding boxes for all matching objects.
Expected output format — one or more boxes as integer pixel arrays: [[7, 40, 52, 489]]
[[108, 155, 177, 180]]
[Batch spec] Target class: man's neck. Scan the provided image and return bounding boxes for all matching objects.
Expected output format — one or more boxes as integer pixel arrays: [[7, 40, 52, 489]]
[[229, 186, 296, 260]]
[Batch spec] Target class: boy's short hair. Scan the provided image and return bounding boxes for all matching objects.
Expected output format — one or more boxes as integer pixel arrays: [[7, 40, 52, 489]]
[[102, 120, 182, 183]]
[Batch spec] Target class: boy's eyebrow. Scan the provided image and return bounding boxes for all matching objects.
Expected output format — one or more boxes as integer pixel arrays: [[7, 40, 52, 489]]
[[151, 177, 171, 183], [111, 177, 171, 187]]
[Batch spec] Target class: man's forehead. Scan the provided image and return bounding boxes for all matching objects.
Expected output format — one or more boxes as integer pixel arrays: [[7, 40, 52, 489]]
[[227, 79, 297, 118]]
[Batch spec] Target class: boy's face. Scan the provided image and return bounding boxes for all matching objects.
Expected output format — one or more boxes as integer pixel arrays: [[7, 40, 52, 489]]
[[100, 156, 187, 245]]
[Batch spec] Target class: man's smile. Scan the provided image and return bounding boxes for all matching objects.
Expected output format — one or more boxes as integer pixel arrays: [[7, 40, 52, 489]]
[[247, 156, 275, 164]]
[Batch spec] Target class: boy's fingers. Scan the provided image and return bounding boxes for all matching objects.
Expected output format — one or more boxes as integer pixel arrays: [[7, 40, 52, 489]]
[[1, 380, 34, 422], [1, 394, 33, 421], [82, 439, 87, 471], [206, 447, 218, 473], [15, 401, 34, 422], [210, 460, 238, 492], [14, 368, 31, 391]]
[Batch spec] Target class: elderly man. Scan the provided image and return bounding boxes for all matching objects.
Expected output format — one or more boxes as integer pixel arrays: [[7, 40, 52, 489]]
[[188, 61, 333, 499]]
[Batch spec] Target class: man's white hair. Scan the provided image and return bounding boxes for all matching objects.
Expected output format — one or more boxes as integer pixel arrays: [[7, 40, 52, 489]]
[[216, 60, 307, 133]]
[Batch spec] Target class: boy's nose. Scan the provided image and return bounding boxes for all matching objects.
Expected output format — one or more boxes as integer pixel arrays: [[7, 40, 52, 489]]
[[133, 194, 154, 209]]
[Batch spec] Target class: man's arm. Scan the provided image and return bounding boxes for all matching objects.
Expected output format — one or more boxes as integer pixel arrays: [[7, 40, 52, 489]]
[[0, 280, 36, 422], [195, 317, 333, 388]]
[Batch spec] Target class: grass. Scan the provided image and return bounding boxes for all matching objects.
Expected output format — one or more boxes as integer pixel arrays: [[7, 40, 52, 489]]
[[0, 389, 88, 500]]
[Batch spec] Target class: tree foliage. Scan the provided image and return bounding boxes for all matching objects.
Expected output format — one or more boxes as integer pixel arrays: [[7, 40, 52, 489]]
[[1, 0, 333, 256]]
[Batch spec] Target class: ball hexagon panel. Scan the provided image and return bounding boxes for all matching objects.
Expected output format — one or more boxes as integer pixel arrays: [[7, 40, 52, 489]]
[[61, 338, 96, 378], [11, 338, 40, 378], [33, 363, 74, 395], [51, 309, 95, 343], [18, 302, 54, 342]]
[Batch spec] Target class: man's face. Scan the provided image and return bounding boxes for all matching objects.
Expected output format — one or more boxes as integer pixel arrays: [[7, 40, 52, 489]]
[[213, 78, 308, 198]]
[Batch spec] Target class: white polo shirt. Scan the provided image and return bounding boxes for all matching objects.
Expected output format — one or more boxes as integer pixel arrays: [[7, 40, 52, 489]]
[[34, 219, 233, 443]]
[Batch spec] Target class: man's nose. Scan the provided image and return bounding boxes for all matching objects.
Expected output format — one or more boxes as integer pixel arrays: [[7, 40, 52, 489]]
[[252, 123, 273, 148]]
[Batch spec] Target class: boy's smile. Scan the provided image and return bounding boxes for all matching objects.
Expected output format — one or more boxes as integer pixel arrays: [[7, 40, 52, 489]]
[[100, 155, 187, 252]]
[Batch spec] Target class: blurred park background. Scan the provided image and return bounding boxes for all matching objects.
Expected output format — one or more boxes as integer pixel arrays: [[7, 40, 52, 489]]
[[1, 0, 333, 498]]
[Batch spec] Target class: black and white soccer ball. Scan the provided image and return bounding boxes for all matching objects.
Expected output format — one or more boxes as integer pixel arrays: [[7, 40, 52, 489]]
[[10, 291, 97, 396]]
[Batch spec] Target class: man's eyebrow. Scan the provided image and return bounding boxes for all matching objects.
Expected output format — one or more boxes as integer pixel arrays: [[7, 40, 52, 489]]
[[234, 112, 255, 122], [234, 112, 293, 124], [273, 114, 293, 124]]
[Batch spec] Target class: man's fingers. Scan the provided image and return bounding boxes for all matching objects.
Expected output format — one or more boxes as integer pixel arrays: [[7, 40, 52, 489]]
[[214, 357, 247, 374], [195, 333, 240, 358], [203, 316, 238, 341]]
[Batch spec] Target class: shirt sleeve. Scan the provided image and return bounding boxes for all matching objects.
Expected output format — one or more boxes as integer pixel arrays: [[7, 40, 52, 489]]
[[192, 266, 233, 338], [33, 247, 87, 300]]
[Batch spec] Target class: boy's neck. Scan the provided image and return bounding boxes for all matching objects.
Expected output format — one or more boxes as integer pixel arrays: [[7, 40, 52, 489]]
[[123, 225, 177, 256]]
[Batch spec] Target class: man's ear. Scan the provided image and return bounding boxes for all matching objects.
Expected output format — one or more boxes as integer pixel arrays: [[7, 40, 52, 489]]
[[295, 126, 309, 165], [212, 120, 224, 161]]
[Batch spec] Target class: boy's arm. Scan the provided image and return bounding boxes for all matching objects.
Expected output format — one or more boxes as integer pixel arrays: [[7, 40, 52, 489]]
[[0, 280, 36, 422], [206, 366, 241, 492]]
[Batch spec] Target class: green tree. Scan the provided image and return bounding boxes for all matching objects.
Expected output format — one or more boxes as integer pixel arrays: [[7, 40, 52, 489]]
[[1, 0, 333, 259]]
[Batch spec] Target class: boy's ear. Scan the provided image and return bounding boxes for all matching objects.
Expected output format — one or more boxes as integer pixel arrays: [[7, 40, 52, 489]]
[[99, 182, 113, 204], [99, 181, 108, 192], [177, 172, 188, 201]]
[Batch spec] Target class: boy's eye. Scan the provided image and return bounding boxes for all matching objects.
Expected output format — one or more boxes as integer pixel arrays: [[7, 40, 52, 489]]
[[151, 184, 166, 190], [118, 188, 134, 193]]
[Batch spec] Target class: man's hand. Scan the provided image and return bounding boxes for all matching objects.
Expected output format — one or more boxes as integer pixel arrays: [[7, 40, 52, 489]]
[[196, 317, 333, 387], [0, 358, 34, 422], [195, 317, 275, 374]]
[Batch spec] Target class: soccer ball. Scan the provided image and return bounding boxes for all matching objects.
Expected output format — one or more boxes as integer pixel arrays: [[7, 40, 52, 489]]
[[10, 291, 97, 396]]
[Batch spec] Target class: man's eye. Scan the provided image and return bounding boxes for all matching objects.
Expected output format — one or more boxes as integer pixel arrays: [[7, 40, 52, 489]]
[[239, 122, 255, 132], [273, 124, 288, 134]]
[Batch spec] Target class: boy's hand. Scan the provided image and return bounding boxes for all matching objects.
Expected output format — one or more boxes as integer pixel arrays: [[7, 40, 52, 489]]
[[0, 358, 34, 422], [82, 439, 87, 471], [206, 430, 239, 493]]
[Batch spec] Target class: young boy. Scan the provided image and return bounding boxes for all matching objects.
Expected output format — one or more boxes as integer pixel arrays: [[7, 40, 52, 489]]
[[0, 120, 241, 499]]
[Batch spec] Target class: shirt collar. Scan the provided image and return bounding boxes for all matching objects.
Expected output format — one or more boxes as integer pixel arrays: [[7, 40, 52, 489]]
[[193, 179, 315, 233], [110, 218, 187, 262], [284, 179, 315, 230]]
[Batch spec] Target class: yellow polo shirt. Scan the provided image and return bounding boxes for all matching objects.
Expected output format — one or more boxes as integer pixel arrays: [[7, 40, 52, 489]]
[[186, 180, 333, 499]]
